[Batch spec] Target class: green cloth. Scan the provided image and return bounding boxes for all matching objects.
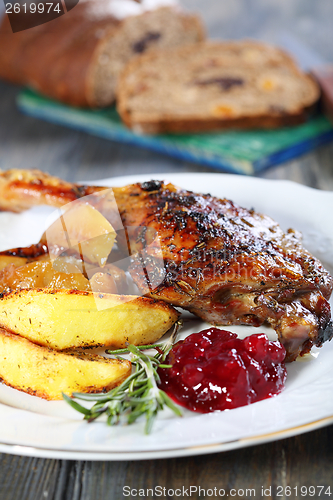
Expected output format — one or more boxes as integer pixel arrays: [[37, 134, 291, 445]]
[[18, 88, 333, 175]]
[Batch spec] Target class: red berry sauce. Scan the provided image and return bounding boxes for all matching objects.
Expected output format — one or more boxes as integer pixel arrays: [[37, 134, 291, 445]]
[[158, 328, 287, 413]]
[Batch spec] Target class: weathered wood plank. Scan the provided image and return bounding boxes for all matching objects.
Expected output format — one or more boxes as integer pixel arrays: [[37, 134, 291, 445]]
[[1, 425, 332, 500]]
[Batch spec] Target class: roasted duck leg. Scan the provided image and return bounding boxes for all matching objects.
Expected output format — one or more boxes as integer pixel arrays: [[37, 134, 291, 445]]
[[0, 169, 104, 212], [1, 169, 332, 361], [115, 180, 333, 362]]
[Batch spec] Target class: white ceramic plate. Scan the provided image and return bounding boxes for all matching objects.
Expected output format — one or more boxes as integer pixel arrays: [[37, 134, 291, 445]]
[[0, 173, 332, 461]]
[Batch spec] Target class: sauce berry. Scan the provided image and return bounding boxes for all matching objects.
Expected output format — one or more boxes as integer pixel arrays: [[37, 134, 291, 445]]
[[158, 328, 287, 413]]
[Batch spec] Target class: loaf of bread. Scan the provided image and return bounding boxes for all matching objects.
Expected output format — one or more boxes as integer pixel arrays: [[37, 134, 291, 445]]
[[117, 40, 320, 133], [0, 1, 204, 107]]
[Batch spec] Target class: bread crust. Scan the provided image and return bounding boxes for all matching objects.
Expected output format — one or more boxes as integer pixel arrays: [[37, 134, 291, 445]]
[[119, 104, 317, 134], [0, 3, 119, 106], [0, 3, 204, 107], [117, 40, 320, 133]]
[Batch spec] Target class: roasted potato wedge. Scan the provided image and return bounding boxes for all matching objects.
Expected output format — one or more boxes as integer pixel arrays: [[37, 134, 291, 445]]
[[0, 327, 131, 400], [0, 289, 179, 350]]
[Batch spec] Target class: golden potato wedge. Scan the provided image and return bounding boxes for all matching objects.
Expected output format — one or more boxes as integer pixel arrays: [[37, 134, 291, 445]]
[[0, 327, 131, 400], [0, 289, 179, 350]]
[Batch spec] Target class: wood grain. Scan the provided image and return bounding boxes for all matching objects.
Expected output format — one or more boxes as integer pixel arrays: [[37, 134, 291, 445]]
[[1, 426, 333, 499], [0, 0, 333, 498]]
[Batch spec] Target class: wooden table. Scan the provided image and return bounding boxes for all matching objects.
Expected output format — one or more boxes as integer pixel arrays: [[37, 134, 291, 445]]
[[1, 1, 333, 498]]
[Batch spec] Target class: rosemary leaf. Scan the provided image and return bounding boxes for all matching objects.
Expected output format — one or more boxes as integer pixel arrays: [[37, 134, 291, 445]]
[[62, 321, 183, 434], [62, 393, 92, 416], [105, 343, 164, 355]]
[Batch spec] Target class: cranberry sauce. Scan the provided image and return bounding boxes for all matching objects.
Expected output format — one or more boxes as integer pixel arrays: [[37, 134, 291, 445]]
[[158, 328, 287, 413]]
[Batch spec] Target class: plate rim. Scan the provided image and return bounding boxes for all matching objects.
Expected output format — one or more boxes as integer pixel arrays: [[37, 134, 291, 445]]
[[0, 414, 332, 461]]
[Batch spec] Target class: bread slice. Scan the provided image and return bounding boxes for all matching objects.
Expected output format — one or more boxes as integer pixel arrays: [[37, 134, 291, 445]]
[[117, 40, 320, 133], [0, 2, 204, 108]]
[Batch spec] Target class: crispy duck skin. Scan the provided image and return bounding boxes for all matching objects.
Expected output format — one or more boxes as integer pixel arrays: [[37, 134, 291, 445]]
[[0, 170, 332, 361], [114, 181, 333, 361], [0, 169, 104, 212]]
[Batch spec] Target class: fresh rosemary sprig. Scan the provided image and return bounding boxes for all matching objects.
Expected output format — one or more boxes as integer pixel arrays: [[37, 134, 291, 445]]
[[63, 321, 183, 434], [104, 343, 164, 355]]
